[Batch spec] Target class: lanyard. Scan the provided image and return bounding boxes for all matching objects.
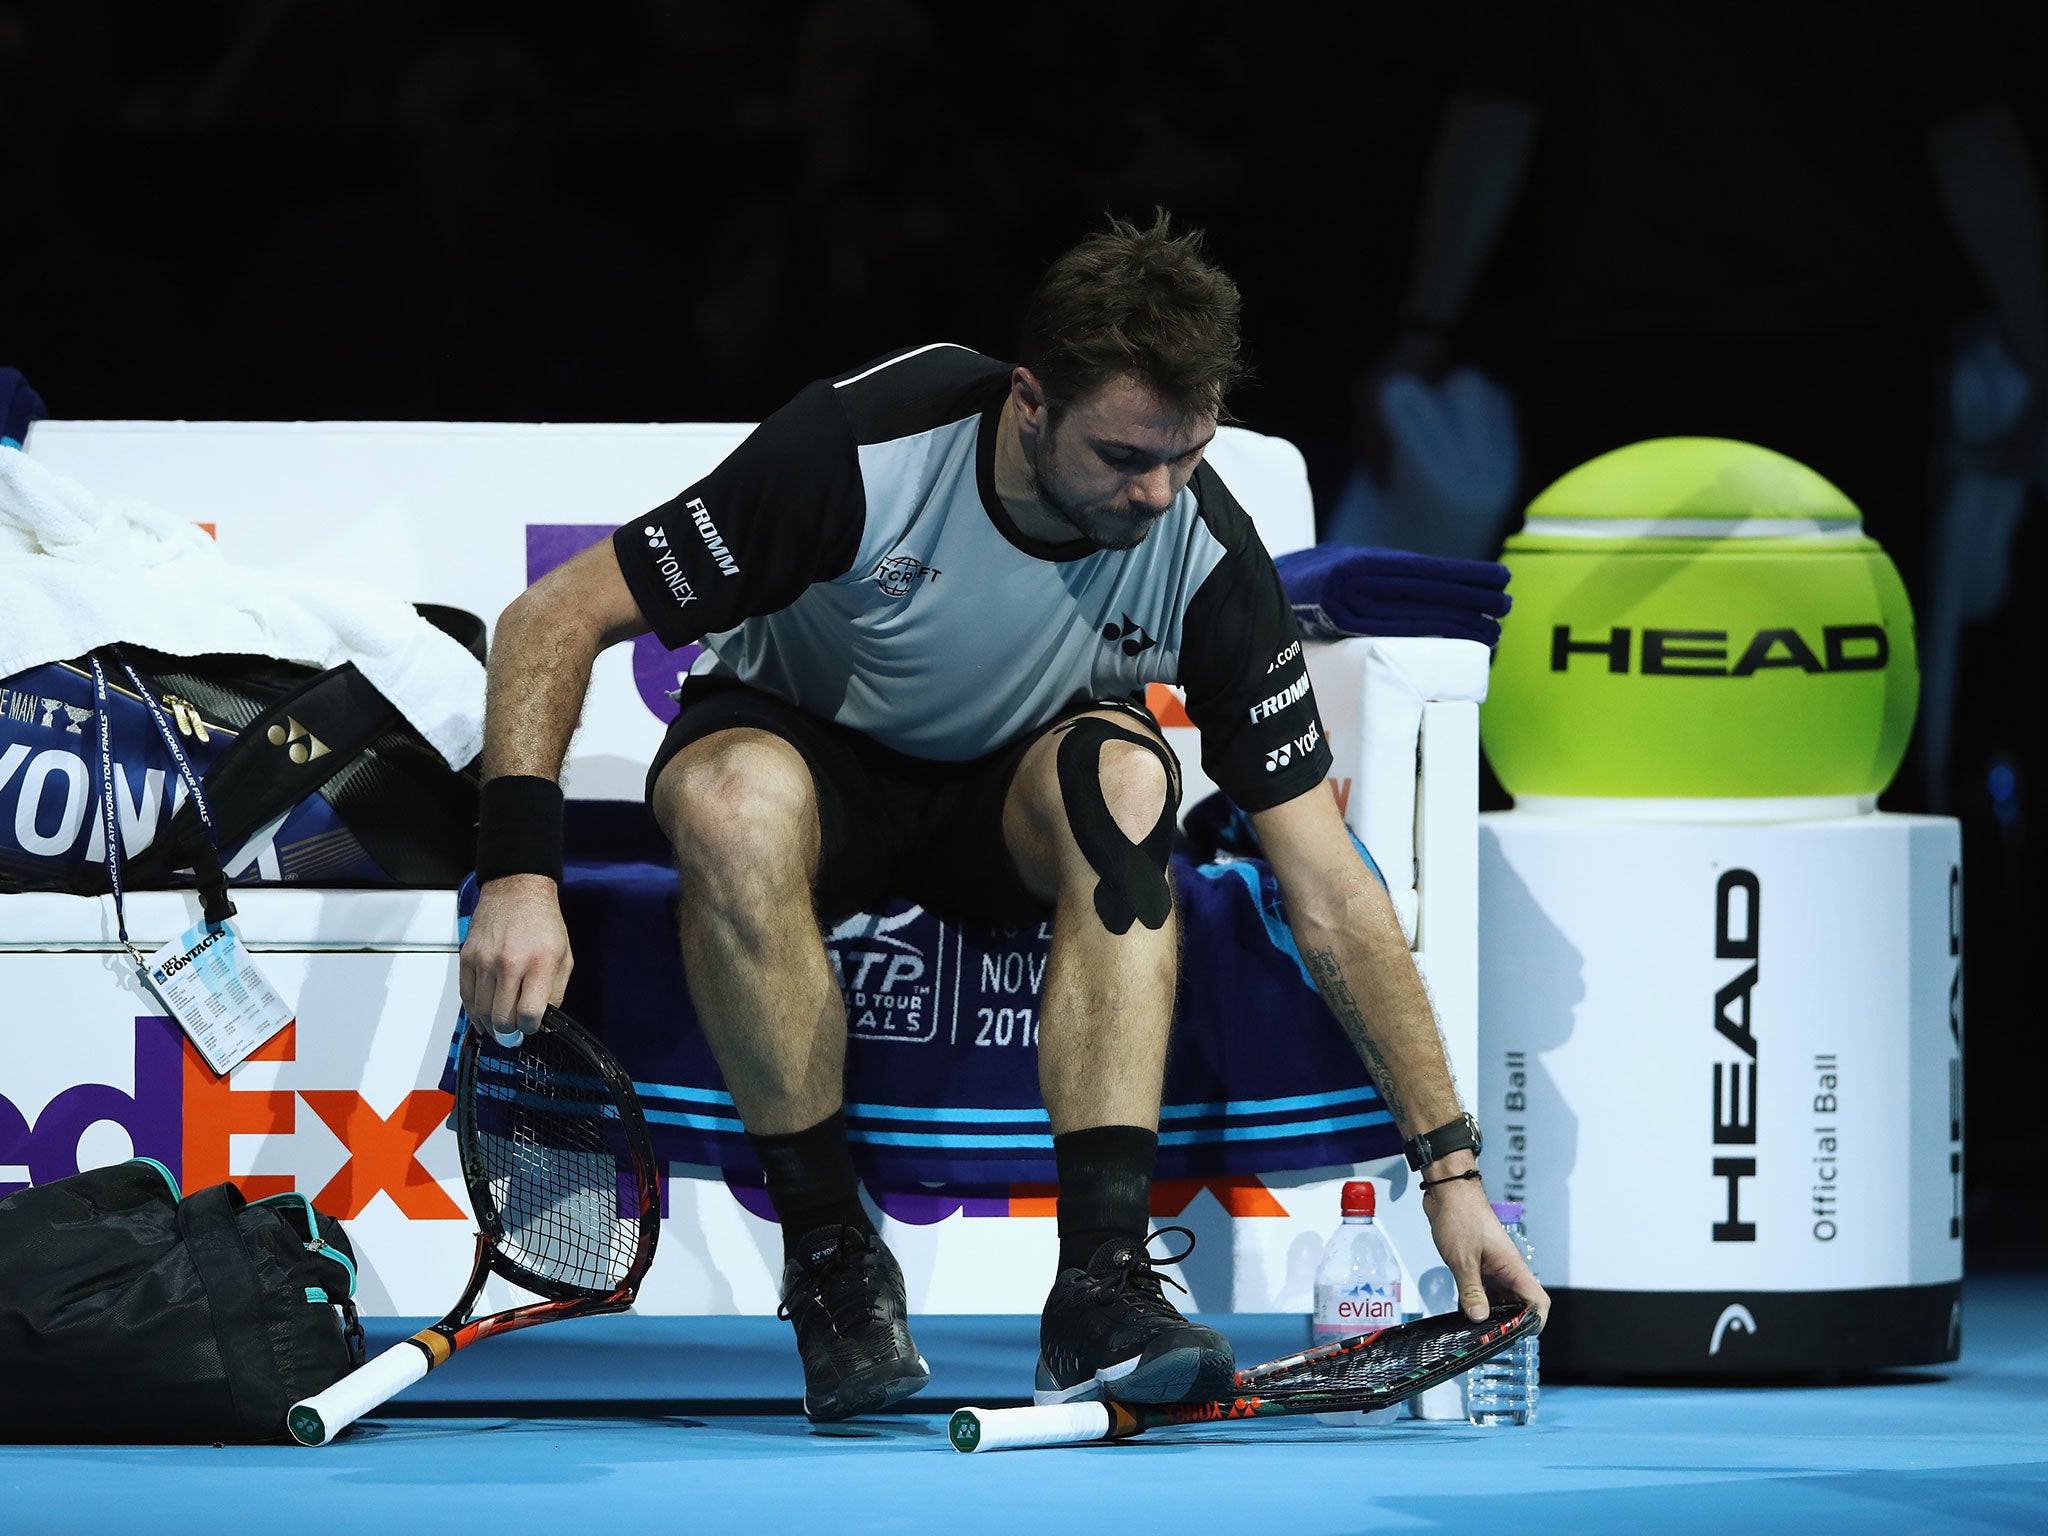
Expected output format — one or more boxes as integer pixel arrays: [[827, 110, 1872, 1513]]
[[90, 649, 225, 966]]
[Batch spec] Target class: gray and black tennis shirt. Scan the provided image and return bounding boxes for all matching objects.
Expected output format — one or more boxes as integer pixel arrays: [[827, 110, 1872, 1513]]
[[611, 343, 1333, 812]]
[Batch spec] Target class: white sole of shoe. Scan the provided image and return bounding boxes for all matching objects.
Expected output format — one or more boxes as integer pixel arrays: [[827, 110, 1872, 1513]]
[[1033, 1353, 1138, 1406]]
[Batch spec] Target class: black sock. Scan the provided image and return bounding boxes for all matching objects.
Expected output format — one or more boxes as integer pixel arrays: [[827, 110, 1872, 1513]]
[[749, 1109, 873, 1264], [1054, 1124, 1158, 1271]]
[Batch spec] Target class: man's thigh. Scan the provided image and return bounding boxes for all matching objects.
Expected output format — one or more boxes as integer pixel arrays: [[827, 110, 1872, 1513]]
[[645, 676, 901, 921], [902, 698, 1179, 929]]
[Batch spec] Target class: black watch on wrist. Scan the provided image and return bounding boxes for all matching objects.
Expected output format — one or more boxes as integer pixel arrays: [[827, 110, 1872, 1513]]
[[1403, 1112, 1482, 1173]]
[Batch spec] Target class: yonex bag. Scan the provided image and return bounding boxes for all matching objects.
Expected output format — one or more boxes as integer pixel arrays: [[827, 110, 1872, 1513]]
[[0, 1159, 366, 1443], [0, 607, 483, 896]]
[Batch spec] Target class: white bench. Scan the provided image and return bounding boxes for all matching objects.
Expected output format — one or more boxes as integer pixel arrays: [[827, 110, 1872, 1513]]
[[6, 419, 1487, 1319]]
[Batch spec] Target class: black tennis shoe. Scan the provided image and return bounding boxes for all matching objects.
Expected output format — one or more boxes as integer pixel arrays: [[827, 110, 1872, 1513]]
[[778, 1225, 931, 1422], [1034, 1226, 1235, 1405]]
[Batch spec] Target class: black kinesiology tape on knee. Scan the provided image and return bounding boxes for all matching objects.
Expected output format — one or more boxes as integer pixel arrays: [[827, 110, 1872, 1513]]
[[1054, 719, 1179, 936]]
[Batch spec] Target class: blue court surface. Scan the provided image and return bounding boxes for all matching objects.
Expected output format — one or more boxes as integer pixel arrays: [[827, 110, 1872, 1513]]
[[7, 1275, 2043, 1536]]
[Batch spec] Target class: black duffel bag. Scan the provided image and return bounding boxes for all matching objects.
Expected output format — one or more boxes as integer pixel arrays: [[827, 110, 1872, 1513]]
[[0, 1159, 365, 1443], [0, 604, 485, 899]]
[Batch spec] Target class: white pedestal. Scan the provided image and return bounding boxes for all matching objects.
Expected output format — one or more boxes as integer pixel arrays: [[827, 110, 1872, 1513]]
[[1477, 811, 1962, 1374]]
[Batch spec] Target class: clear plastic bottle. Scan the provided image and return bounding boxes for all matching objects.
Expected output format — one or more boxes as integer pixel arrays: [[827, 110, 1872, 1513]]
[[1312, 1179, 1406, 1425], [1464, 1200, 1539, 1426]]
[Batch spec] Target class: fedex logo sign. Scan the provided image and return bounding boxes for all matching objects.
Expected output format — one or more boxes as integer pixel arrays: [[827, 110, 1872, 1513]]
[[0, 1015, 462, 1220]]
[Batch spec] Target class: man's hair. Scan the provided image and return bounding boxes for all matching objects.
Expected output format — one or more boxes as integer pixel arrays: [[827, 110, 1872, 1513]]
[[1019, 209, 1245, 420]]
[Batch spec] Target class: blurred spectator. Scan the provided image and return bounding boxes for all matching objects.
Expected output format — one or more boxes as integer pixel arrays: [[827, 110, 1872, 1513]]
[[1373, 0, 2047, 627], [201, 28, 705, 421]]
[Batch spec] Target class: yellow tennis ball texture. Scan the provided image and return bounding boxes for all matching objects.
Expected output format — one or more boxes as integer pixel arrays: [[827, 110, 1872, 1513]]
[[1482, 438, 1918, 801]]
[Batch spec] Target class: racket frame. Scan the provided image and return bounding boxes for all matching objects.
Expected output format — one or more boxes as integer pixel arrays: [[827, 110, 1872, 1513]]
[[286, 1006, 661, 1445], [949, 1301, 1539, 1453]]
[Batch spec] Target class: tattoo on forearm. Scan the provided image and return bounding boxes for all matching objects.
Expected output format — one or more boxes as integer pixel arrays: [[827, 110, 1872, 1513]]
[[1302, 944, 1410, 1128]]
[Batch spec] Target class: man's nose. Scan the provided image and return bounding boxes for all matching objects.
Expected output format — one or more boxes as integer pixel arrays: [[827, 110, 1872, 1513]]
[[1126, 464, 1174, 510]]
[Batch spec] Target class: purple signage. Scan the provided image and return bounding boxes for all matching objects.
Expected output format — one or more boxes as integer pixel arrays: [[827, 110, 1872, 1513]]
[[526, 524, 701, 724], [0, 1015, 183, 1197]]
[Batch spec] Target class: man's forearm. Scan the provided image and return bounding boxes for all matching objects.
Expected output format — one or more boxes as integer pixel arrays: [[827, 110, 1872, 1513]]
[[1291, 889, 1464, 1139], [479, 586, 605, 782]]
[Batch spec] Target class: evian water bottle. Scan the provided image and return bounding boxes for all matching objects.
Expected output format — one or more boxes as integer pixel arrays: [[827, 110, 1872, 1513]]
[[1312, 1179, 1405, 1425]]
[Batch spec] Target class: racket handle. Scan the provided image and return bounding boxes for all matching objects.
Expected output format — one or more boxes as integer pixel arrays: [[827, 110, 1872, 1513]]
[[287, 1339, 433, 1446], [948, 1401, 1119, 1453]]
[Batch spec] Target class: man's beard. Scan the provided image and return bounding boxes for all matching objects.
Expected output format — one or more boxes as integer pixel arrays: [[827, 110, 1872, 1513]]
[[1044, 488, 1159, 551], [1037, 444, 1163, 551]]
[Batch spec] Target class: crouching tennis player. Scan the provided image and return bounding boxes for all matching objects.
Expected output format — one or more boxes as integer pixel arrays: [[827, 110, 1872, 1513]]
[[459, 211, 1548, 1421]]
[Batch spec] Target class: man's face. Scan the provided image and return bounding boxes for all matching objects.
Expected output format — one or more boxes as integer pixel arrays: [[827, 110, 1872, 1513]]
[[1032, 375, 1217, 551]]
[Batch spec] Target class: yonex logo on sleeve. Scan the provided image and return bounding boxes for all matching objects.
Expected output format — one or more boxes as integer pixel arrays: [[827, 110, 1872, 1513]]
[[644, 526, 697, 609], [1263, 721, 1321, 772]]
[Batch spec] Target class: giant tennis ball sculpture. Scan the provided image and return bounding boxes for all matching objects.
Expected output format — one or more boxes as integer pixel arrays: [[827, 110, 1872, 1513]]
[[1482, 438, 1918, 803]]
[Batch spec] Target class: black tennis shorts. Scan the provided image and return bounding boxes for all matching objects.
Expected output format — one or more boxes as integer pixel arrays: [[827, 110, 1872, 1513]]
[[644, 676, 1171, 928]]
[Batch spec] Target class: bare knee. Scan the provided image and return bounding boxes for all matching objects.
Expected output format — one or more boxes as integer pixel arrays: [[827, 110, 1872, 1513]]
[[1093, 737, 1173, 847], [1008, 716, 1178, 901], [652, 730, 819, 920]]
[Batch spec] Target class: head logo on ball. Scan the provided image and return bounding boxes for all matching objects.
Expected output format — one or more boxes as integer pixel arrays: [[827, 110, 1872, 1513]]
[[1483, 437, 1918, 816]]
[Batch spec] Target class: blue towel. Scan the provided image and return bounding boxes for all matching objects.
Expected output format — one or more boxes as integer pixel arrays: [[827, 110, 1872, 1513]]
[[1293, 606, 1505, 647], [1280, 544, 1510, 593], [1277, 544, 1512, 646], [0, 368, 45, 449], [445, 857, 1401, 1185]]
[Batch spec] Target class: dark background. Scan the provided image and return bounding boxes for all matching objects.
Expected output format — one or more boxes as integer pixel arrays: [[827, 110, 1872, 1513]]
[[3, 0, 2042, 1263]]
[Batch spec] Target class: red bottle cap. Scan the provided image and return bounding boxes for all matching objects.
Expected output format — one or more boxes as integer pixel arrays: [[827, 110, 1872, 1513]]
[[1341, 1180, 1376, 1217]]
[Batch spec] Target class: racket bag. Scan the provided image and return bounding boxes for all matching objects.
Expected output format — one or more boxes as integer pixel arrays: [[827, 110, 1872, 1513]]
[[0, 607, 483, 896], [0, 1159, 366, 1443]]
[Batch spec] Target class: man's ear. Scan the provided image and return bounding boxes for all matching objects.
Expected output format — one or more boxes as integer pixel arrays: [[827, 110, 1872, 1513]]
[[1010, 366, 1050, 445]]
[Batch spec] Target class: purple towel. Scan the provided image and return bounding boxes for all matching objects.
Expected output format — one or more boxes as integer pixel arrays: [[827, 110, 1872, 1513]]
[[1, 368, 45, 449], [1277, 544, 1511, 646]]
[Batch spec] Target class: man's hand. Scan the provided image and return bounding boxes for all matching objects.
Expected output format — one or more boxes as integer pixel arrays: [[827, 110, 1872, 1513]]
[[459, 873, 572, 1037], [1420, 1155, 1550, 1326]]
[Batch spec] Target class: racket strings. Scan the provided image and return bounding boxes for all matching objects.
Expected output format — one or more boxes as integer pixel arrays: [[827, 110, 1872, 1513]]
[[471, 1030, 650, 1293]]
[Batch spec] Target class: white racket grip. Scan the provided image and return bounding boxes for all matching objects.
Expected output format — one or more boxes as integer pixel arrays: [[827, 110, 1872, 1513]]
[[287, 1340, 433, 1445], [948, 1401, 1115, 1452]]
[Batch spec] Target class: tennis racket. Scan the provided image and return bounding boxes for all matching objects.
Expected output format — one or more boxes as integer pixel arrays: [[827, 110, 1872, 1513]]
[[947, 1300, 1539, 1452], [287, 1004, 661, 1445]]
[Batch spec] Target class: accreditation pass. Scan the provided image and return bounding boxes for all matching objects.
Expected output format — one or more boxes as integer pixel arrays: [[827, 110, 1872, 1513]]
[[143, 920, 295, 1075]]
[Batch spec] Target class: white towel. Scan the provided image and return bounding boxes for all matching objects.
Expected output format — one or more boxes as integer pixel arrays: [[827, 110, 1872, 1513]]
[[0, 445, 485, 768]]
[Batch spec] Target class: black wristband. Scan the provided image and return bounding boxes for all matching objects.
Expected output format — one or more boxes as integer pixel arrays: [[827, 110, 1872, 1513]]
[[475, 775, 565, 884]]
